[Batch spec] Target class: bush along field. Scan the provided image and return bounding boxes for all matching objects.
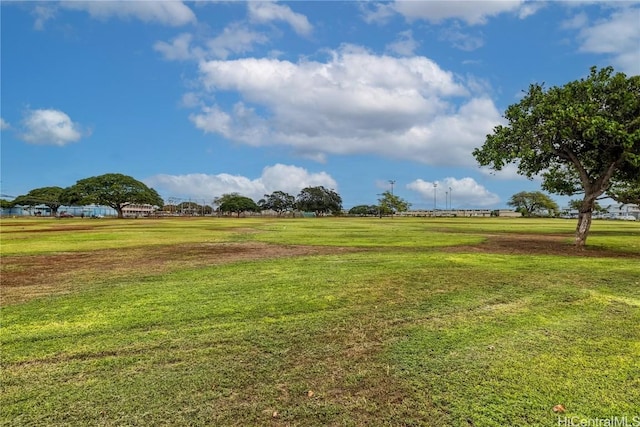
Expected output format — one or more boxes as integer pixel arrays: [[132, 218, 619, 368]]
[[1, 217, 639, 426]]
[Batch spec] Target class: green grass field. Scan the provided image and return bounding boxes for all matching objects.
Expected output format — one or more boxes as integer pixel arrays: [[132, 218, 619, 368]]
[[1, 217, 639, 426]]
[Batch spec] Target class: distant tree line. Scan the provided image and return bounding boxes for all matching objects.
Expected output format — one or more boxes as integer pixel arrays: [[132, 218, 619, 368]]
[[215, 186, 343, 217], [4, 174, 164, 219], [2, 174, 350, 219]]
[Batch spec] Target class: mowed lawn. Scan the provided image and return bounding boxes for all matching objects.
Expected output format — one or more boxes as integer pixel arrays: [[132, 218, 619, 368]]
[[1, 217, 639, 426]]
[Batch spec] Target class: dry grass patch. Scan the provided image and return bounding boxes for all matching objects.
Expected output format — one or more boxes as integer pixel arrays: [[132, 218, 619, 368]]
[[0, 243, 357, 305]]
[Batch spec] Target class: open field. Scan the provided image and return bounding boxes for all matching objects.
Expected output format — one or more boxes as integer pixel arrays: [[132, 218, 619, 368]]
[[1, 217, 639, 426]]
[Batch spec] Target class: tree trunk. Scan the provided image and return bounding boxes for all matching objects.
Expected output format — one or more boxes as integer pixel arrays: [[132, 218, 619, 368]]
[[116, 207, 124, 219], [575, 197, 596, 248], [575, 210, 592, 248]]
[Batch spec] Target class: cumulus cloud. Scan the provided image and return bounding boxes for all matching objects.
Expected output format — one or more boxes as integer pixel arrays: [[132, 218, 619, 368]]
[[60, 1, 196, 27], [0, 118, 10, 130], [145, 164, 337, 201], [407, 177, 500, 208], [248, 1, 313, 36], [189, 46, 501, 166], [574, 6, 640, 74], [19, 109, 86, 146]]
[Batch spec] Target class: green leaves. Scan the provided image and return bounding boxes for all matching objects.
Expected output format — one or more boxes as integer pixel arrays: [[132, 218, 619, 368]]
[[61, 173, 163, 217], [217, 194, 260, 216], [507, 191, 559, 217], [474, 66, 640, 245], [377, 191, 411, 214], [12, 187, 65, 212], [474, 66, 639, 194], [295, 186, 342, 215]]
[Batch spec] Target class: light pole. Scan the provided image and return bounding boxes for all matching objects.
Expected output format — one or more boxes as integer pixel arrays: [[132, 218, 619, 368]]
[[433, 183, 437, 215], [389, 180, 396, 196], [445, 191, 448, 210]]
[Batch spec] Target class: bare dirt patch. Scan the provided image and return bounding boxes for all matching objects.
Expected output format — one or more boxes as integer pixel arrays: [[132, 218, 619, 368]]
[[445, 233, 640, 258], [0, 243, 356, 305]]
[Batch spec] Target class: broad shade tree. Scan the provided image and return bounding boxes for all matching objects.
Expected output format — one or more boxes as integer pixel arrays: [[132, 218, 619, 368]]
[[295, 186, 343, 216], [11, 186, 65, 215], [61, 173, 164, 219], [215, 193, 260, 217], [258, 191, 295, 216], [507, 191, 559, 217], [474, 66, 640, 247]]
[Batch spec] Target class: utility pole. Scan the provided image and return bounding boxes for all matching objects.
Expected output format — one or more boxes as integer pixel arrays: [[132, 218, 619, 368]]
[[433, 183, 437, 215]]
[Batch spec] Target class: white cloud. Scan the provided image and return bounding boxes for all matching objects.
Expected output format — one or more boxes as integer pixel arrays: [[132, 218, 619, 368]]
[[145, 164, 336, 201], [0, 118, 10, 130], [407, 177, 500, 208], [386, 30, 419, 56], [60, 1, 196, 27], [248, 1, 313, 36], [155, 23, 268, 62], [392, 0, 531, 25], [206, 22, 269, 59], [575, 6, 640, 74], [190, 46, 502, 166], [360, 2, 396, 24], [154, 33, 197, 61], [19, 109, 86, 146]]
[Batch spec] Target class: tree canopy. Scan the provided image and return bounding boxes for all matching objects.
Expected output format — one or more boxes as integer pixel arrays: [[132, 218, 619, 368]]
[[507, 191, 559, 217], [11, 186, 65, 215], [473, 66, 640, 247], [348, 205, 379, 216], [295, 186, 342, 216], [377, 191, 411, 216], [258, 191, 295, 215], [216, 193, 260, 217], [607, 177, 640, 206], [61, 173, 163, 218]]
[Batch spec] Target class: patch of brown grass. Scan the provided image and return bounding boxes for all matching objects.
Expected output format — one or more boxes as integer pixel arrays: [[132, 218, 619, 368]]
[[444, 233, 640, 258], [0, 243, 356, 305]]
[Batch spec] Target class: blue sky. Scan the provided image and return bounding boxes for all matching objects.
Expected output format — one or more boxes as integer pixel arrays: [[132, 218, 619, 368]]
[[2, 1, 639, 210]]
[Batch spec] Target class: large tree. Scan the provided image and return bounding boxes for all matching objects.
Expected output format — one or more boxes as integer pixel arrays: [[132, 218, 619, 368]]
[[11, 186, 65, 215], [507, 191, 559, 217], [61, 173, 164, 218], [216, 193, 260, 217], [296, 186, 342, 216], [377, 191, 411, 217], [258, 191, 295, 216], [474, 66, 640, 247]]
